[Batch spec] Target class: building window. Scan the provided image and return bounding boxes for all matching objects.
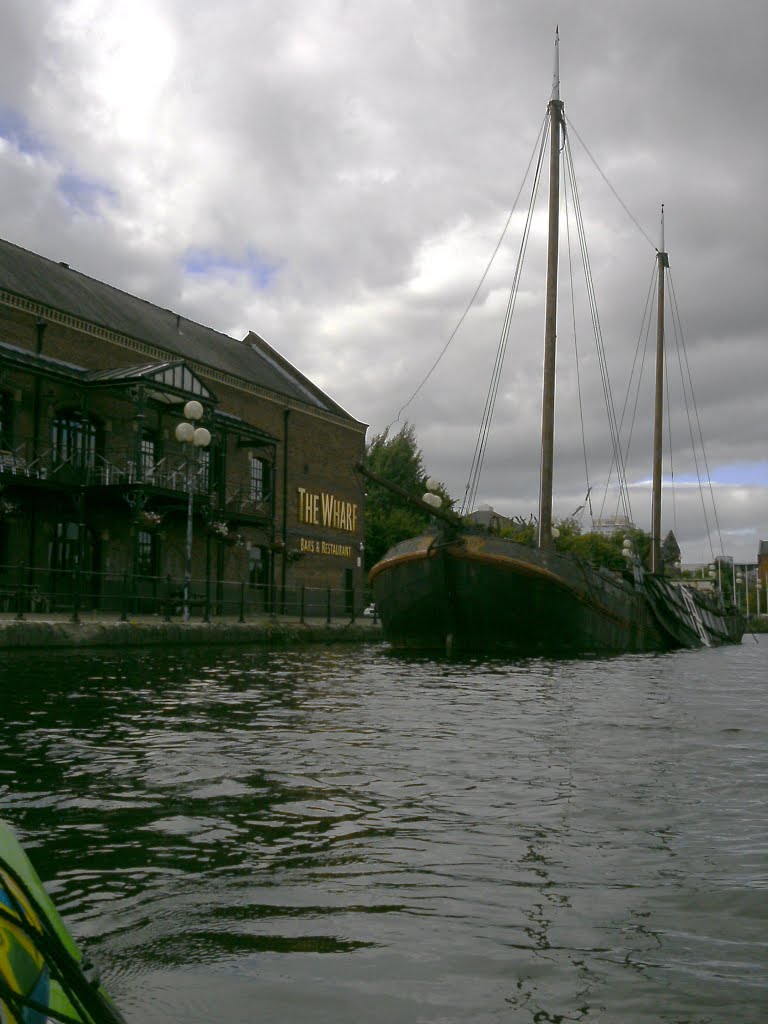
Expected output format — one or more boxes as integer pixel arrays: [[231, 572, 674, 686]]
[[0, 392, 12, 450], [0, 521, 8, 573], [250, 456, 271, 503], [140, 433, 158, 481], [196, 448, 210, 492], [136, 530, 158, 577], [49, 522, 80, 571], [51, 412, 99, 470], [248, 545, 268, 588]]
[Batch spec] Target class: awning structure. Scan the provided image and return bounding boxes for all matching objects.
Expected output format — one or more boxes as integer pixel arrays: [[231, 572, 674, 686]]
[[86, 360, 217, 407]]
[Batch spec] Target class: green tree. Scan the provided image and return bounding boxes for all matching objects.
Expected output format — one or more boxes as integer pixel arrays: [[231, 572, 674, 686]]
[[363, 423, 451, 570], [553, 519, 652, 572]]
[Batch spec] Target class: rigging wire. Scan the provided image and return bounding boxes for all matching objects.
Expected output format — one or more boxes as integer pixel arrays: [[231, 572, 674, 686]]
[[668, 271, 725, 561], [562, 162, 592, 521], [461, 118, 549, 514], [664, 326, 677, 543], [566, 118, 658, 251], [562, 125, 634, 527], [596, 261, 656, 526], [386, 114, 549, 436]]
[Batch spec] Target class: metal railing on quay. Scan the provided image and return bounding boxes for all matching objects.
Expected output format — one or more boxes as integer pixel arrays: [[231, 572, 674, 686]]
[[0, 562, 376, 626]]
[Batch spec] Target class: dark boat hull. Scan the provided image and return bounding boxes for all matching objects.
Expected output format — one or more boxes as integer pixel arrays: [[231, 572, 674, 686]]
[[370, 532, 744, 655]]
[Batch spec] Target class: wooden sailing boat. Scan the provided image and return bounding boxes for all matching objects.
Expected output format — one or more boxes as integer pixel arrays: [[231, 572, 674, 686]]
[[365, 33, 745, 655]]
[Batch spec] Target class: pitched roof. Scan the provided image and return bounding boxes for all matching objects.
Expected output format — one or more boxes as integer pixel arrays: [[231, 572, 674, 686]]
[[0, 340, 276, 444], [0, 236, 362, 424]]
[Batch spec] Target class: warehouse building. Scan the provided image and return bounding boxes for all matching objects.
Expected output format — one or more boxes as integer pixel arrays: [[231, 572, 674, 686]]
[[0, 237, 367, 617]]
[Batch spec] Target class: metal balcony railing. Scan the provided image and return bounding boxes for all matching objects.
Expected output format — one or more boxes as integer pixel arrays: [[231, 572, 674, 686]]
[[1, 439, 211, 495], [1, 438, 275, 519]]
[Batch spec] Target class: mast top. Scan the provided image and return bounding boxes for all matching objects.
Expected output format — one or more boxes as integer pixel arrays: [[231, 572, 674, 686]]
[[658, 204, 669, 266], [551, 27, 560, 101]]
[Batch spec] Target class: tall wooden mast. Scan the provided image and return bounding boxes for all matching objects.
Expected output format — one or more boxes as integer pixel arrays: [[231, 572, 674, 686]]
[[538, 28, 563, 549], [650, 207, 668, 573]]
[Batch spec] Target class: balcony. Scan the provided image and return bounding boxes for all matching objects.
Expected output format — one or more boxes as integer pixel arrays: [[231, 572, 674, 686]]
[[0, 437, 274, 522], [221, 484, 272, 523], [0, 439, 207, 494]]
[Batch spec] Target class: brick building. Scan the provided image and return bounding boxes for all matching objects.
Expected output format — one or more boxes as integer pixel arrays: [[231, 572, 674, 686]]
[[0, 237, 367, 616]]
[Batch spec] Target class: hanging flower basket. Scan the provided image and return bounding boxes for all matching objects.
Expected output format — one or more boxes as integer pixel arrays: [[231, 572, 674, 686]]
[[209, 520, 231, 540], [139, 510, 163, 530], [0, 498, 19, 518], [208, 521, 245, 547]]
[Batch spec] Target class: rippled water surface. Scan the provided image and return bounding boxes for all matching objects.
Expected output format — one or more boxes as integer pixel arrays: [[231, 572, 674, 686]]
[[1, 640, 766, 1023]]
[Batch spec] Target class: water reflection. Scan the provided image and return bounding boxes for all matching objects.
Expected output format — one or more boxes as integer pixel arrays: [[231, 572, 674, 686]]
[[1, 643, 766, 1023]]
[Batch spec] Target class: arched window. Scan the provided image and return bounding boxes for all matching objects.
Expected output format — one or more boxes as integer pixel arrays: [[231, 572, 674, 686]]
[[51, 411, 100, 470]]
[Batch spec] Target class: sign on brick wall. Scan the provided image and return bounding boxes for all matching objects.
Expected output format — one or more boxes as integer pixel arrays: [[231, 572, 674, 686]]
[[296, 487, 358, 533]]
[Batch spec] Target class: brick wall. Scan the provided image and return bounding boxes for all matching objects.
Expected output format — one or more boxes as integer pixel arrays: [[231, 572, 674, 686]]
[[1, 297, 368, 609]]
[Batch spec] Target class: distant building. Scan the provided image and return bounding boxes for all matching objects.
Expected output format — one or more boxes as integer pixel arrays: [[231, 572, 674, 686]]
[[592, 514, 635, 537], [0, 236, 368, 615], [467, 505, 512, 531]]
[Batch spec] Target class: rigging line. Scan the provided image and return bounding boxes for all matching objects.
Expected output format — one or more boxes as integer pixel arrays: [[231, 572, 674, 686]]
[[564, 134, 633, 525], [667, 276, 715, 563], [565, 137, 630, 517], [467, 124, 548, 507], [670, 271, 726, 558], [668, 271, 725, 560], [457, 112, 546, 513], [566, 118, 658, 251], [596, 259, 656, 527], [664, 334, 677, 542], [562, 161, 592, 506], [387, 113, 549, 434], [462, 118, 549, 514]]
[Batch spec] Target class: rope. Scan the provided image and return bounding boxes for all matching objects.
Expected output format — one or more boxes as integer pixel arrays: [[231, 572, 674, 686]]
[[562, 127, 634, 527], [668, 272, 726, 562], [563, 161, 592, 512], [386, 114, 549, 435], [566, 118, 658, 251], [596, 261, 656, 527], [461, 116, 549, 514], [665, 327, 677, 541]]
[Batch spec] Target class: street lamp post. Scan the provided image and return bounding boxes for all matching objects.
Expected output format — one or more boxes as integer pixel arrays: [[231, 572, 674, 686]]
[[744, 567, 750, 620], [175, 401, 211, 622]]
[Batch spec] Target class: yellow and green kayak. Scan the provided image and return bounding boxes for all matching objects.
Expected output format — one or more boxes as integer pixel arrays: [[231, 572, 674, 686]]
[[0, 819, 126, 1024]]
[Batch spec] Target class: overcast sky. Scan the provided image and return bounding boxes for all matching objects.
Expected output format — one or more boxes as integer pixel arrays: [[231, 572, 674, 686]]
[[1, 0, 765, 565]]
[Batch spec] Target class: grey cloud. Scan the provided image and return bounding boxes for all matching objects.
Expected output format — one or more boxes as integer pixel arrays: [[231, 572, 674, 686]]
[[0, 0, 765, 561]]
